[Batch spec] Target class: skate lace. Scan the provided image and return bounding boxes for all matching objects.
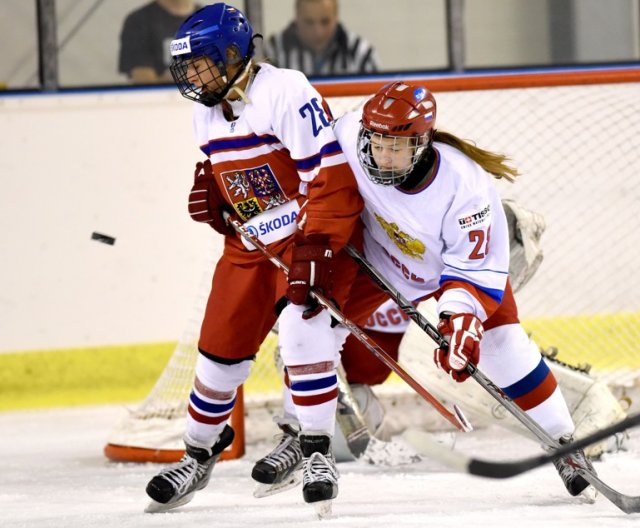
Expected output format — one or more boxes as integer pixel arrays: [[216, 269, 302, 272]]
[[554, 457, 576, 483], [303, 452, 339, 487], [158, 454, 210, 493], [553, 448, 593, 483], [262, 433, 302, 471]]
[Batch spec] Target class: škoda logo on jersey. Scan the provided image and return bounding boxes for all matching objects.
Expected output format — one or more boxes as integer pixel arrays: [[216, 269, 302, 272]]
[[220, 164, 289, 221], [458, 204, 491, 229], [238, 201, 300, 252]]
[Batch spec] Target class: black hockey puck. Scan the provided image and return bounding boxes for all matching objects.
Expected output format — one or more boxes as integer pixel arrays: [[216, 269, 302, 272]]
[[91, 232, 116, 245]]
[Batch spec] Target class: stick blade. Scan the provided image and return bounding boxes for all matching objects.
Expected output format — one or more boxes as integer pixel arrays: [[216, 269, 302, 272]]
[[401, 429, 470, 472]]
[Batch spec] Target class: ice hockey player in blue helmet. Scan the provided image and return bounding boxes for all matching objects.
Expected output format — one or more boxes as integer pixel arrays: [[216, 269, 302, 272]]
[[144, 2, 367, 518]]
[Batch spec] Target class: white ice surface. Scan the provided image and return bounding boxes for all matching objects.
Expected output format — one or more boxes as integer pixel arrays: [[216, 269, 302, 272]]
[[1, 405, 639, 528]]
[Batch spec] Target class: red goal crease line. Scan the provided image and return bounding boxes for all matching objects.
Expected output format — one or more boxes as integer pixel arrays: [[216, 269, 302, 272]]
[[313, 68, 640, 97]]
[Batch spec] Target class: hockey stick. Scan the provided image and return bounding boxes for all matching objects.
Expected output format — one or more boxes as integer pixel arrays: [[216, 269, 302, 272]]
[[346, 244, 640, 513], [224, 215, 472, 433], [404, 412, 640, 478]]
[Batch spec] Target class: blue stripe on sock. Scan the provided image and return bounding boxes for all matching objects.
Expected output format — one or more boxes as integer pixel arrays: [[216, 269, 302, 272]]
[[501, 357, 550, 400], [290, 374, 337, 392], [189, 392, 236, 414]]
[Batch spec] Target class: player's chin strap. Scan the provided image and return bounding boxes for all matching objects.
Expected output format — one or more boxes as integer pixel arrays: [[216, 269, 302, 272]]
[[222, 211, 473, 433], [223, 36, 262, 109], [344, 244, 640, 514], [226, 60, 256, 107]]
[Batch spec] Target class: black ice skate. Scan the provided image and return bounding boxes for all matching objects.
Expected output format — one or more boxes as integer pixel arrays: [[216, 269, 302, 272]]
[[553, 435, 597, 500], [300, 433, 339, 518], [145, 425, 234, 513], [252, 418, 303, 498]]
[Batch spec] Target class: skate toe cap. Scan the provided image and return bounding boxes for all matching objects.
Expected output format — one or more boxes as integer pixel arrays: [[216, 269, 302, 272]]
[[251, 464, 277, 484], [303, 482, 338, 503], [146, 477, 175, 504]]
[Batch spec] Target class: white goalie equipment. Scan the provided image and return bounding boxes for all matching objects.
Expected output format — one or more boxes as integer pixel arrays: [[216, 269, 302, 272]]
[[502, 198, 546, 292]]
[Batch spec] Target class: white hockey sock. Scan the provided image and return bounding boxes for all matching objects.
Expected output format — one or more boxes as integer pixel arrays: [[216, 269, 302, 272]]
[[185, 354, 252, 446]]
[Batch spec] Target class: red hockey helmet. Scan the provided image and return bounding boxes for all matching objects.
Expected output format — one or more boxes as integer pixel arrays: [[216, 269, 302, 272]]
[[357, 82, 436, 185]]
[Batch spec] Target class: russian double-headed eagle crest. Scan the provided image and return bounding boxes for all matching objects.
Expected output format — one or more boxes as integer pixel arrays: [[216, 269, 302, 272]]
[[374, 213, 426, 260]]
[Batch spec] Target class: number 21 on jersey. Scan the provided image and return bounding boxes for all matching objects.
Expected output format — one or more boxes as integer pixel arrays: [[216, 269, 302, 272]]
[[468, 227, 491, 259]]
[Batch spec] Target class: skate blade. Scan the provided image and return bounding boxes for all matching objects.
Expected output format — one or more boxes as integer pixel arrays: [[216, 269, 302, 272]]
[[144, 491, 196, 513], [579, 485, 598, 504], [253, 472, 302, 498], [314, 499, 333, 519]]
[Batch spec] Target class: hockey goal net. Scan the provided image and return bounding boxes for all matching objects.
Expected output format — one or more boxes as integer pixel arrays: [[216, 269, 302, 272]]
[[104, 68, 640, 463]]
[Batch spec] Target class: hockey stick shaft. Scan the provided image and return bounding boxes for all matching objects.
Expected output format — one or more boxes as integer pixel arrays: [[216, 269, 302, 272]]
[[346, 244, 640, 513], [225, 217, 471, 432], [345, 245, 447, 347]]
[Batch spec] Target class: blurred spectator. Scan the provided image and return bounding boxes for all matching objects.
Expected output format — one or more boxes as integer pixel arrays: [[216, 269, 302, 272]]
[[264, 0, 380, 77], [118, 0, 200, 83]]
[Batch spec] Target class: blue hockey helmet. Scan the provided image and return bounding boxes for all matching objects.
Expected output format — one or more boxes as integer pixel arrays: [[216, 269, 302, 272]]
[[169, 3, 255, 106]]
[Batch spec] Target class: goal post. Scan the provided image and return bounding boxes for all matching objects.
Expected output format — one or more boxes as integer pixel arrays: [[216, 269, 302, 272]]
[[104, 66, 640, 463]]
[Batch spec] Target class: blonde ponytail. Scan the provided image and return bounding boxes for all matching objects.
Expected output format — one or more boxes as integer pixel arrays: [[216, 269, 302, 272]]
[[434, 130, 520, 182]]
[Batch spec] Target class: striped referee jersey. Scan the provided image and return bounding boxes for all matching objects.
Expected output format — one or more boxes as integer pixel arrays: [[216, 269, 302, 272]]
[[263, 22, 380, 77]]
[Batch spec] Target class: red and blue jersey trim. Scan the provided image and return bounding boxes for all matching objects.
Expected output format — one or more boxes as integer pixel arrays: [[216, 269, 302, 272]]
[[200, 133, 281, 156], [294, 141, 343, 173], [439, 274, 505, 304]]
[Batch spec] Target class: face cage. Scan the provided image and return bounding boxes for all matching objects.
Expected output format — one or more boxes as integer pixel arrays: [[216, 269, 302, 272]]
[[357, 128, 428, 186], [170, 56, 232, 108]]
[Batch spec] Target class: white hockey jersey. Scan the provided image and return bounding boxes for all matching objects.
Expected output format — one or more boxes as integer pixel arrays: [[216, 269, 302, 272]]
[[333, 111, 510, 321], [191, 63, 362, 264]]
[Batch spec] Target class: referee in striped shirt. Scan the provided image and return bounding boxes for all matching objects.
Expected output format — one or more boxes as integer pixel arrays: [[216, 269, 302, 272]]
[[263, 0, 380, 77]]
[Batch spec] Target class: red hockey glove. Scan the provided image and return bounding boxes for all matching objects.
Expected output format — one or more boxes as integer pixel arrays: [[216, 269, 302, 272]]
[[434, 312, 484, 382], [188, 159, 235, 236], [287, 232, 333, 319]]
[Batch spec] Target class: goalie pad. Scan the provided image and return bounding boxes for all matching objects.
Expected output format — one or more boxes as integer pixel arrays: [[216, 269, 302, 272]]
[[543, 355, 628, 458], [502, 198, 546, 293], [398, 301, 628, 457], [332, 370, 391, 462]]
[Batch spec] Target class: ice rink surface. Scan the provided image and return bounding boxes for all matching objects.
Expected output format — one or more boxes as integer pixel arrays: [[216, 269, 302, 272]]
[[1, 405, 639, 528]]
